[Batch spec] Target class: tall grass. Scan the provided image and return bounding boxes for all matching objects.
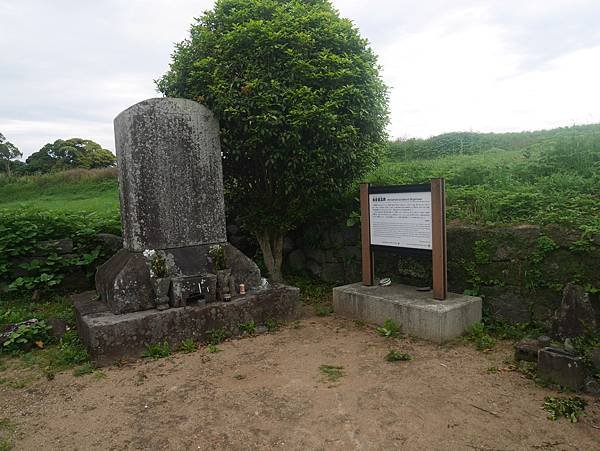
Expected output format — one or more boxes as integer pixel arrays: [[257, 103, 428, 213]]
[[369, 134, 600, 232], [0, 168, 119, 214]]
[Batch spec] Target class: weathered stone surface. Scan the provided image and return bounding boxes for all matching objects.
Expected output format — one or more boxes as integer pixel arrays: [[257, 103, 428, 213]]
[[170, 275, 210, 307], [537, 347, 586, 390], [591, 348, 600, 371], [75, 285, 300, 366], [114, 98, 226, 251], [514, 338, 539, 362], [97, 244, 259, 314], [96, 233, 123, 254], [584, 377, 600, 396], [224, 244, 261, 289], [553, 283, 597, 338], [286, 249, 306, 272], [537, 335, 552, 348], [480, 286, 531, 323], [96, 249, 155, 314], [216, 269, 236, 302], [46, 318, 68, 339]]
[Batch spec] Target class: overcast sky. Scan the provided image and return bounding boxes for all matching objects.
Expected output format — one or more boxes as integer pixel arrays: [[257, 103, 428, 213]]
[[2, 0, 600, 158]]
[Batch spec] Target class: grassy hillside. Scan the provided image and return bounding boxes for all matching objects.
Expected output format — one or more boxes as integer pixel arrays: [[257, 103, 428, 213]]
[[0, 168, 119, 215], [1, 124, 599, 236], [370, 127, 600, 234], [388, 123, 600, 160]]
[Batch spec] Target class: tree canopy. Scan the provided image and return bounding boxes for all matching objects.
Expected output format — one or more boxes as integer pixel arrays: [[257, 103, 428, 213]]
[[157, 0, 389, 280], [0, 133, 22, 177], [26, 138, 116, 174]]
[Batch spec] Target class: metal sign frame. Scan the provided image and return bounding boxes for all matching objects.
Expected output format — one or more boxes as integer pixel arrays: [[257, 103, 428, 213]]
[[360, 178, 447, 300]]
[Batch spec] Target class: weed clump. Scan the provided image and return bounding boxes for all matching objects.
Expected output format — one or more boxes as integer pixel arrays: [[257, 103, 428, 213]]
[[141, 341, 171, 359], [385, 350, 412, 362], [543, 396, 587, 422], [319, 364, 345, 383], [179, 339, 197, 353], [466, 322, 496, 350], [376, 319, 401, 338], [239, 321, 256, 335]]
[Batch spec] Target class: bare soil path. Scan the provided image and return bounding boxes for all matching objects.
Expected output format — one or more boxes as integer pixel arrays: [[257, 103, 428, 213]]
[[1, 315, 599, 450]]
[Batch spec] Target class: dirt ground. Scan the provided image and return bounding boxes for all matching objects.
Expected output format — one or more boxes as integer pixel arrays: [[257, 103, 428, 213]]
[[0, 314, 599, 450]]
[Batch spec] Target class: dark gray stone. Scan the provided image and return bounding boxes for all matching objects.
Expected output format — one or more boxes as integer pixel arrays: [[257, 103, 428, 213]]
[[75, 285, 300, 366], [320, 262, 345, 283], [152, 277, 171, 298], [286, 249, 306, 272], [114, 98, 226, 251], [306, 259, 322, 277], [46, 318, 68, 339], [591, 348, 600, 371], [216, 269, 236, 303], [283, 236, 295, 254], [95, 249, 155, 314], [480, 286, 531, 323], [96, 233, 123, 254], [537, 347, 586, 390], [169, 275, 210, 307], [97, 243, 260, 314], [554, 283, 597, 338], [515, 338, 539, 362], [224, 244, 261, 289], [537, 335, 552, 348], [584, 377, 600, 396]]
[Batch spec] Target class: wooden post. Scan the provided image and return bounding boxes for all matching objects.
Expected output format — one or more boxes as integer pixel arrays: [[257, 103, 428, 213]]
[[360, 183, 374, 285], [431, 178, 447, 300]]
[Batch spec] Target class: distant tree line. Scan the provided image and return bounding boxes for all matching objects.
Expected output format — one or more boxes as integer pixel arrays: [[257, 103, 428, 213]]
[[0, 135, 116, 176], [388, 123, 600, 161]]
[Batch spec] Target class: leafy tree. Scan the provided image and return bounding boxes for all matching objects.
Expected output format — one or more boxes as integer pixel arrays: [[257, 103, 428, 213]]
[[26, 138, 116, 173], [0, 132, 22, 177], [157, 0, 388, 280]]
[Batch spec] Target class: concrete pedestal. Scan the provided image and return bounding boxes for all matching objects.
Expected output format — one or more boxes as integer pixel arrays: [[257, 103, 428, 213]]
[[75, 285, 299, 366], [333, 283, 481, 343]]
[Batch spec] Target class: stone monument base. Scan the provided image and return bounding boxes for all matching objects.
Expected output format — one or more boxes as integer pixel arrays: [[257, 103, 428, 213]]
[[333, 283, 481, 343], [74, 285, 299, 366]]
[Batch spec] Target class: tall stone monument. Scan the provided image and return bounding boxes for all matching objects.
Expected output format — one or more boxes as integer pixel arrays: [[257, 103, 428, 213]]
[[96, 98, 258, 314], [76, 98, 298, 364]]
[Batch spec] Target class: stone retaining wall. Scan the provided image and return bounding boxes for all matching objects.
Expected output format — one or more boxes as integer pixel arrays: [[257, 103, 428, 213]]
[[272, 221, 600, 325]]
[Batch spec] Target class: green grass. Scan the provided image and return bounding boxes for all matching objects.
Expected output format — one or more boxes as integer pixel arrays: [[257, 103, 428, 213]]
[[178, 339, 198, 353], [369, 134, 600, 235], [319, 364, 345, 383], [0, 168, 119, 214], [141, 341, 171, 359], [0, 295, 74, 328], [385, 349, 412, 362], [376, 319, 401, 338]]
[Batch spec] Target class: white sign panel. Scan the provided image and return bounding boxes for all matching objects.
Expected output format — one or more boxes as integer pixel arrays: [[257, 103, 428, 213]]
[[369, 191, 432, 249]]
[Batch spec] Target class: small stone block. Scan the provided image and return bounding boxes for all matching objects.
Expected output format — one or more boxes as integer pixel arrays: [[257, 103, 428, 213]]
[[170, 275, 216, 307], [515, 338, 539, 362], [584, 377, 600, 396], [537, 335, 552, 348], [332, 283, 482, 343], [590, 348, 600, 371], [537, 347, 586, 390]]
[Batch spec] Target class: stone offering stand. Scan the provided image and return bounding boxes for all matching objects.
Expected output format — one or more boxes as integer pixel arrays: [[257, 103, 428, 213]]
[[75, 98, 299, 365]]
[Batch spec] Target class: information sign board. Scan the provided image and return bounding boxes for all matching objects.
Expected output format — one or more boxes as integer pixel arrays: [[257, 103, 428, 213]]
[[369, 191, 432, 250]]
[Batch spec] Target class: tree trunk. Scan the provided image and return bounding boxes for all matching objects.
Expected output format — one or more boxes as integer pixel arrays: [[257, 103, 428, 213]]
[[5, 160, 10, 177], [256, 231, 284, 282]]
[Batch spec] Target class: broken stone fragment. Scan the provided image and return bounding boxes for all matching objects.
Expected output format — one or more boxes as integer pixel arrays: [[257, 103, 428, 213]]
[[553, 283, 597, 338], [537, 347, 586, 390], [514, 338, 539, 362]]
